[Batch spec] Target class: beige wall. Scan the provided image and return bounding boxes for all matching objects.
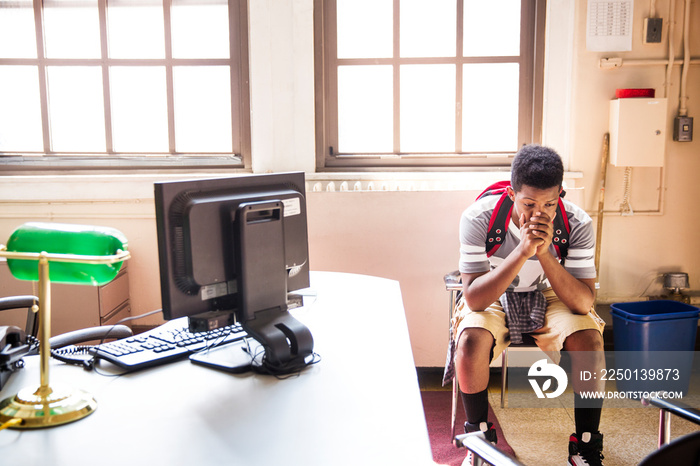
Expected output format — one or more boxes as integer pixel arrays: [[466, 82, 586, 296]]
[[567, 0, 700, 301], [307, 190, 466, 366], [1, 0, 699, 367]]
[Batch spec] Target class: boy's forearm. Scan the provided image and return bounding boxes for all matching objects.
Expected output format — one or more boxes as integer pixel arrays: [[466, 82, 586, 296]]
[[538, 251, 595, 314], [462, 248, 530, 311]]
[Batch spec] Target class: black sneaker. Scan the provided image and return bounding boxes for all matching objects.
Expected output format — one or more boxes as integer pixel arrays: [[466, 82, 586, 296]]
[[464, 421, 498, 443], [568, 432, 604, 466], [462, 421, 497, 466]]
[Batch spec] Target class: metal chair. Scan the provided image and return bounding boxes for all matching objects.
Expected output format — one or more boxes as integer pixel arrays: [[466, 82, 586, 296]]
[[643, 397, 700, 448], [444, 271, 539, 438], [455, 429, 700, 466], [455, 431, 526, 466]]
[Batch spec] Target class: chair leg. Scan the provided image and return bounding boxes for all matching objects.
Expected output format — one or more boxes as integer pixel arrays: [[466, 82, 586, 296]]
[[451, 375, 460, 441], [449, 288, 459, 440], [501, 348, 508, 408], [659, 409, 671, 447]]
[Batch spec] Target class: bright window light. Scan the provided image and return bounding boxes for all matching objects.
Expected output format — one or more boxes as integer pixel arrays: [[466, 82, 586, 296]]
[[173, 66, 232, 153], [336, 0, 392, 59], [110, 66, 169, 153], [401, 64, 455, 152], [462, 63, 519, 152], [107, 0, 165, 59], [47, 66, 106, 152], [43, 0, 101, 59], [337, 65, 393, 153], [0, 0, 37, 58], [463, 0, 520, 57], [400, 0, 456, 58], [0, 66, 43, 151], [171, 0, 229, 59]]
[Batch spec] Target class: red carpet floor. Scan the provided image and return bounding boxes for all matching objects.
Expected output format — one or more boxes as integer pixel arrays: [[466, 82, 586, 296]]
[[421, 391, 515, 466]]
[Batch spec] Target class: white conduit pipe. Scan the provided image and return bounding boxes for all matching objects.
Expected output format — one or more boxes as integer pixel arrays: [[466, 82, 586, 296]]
[[665, 0, 676, 99], [679, 0, 691, 116], [617, 58, 700, 66]]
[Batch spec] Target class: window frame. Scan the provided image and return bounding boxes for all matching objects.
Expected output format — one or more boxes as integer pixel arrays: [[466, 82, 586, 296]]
[[314, 0, 546, 171], [0, 0, 251, 171]]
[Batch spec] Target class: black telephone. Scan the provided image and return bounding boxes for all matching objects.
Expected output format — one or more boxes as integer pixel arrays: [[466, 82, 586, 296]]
[[0, 325, 26, 350], [0, 325, 30, 390], [0, 327, 106, 383]]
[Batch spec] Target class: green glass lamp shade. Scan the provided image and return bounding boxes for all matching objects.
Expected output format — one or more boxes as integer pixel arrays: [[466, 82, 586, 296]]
[[6, 222, 129, 286]]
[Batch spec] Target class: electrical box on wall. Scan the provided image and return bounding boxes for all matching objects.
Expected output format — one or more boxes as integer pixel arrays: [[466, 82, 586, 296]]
[[673, 116, 693, 141], [609, 98, 667, 167]]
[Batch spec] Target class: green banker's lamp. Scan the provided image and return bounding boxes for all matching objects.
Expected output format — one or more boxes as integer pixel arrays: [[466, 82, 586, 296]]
[[0, 222, 130, 429]]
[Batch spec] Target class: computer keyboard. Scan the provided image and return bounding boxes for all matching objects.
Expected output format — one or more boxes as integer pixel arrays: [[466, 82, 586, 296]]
[[91, 317, 248, 372]]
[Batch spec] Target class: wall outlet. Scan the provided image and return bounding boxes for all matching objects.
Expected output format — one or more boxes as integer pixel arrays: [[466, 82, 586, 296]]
[[643, 18, 663, 44]]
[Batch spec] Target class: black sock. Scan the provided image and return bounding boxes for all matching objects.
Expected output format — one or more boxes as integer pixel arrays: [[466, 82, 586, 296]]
[[461, 389, 489, 425], [574, 393, 603, 435]]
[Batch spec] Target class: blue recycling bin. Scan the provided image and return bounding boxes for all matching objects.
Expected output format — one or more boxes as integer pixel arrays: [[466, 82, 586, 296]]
[[611, 300, 699, 397], [611, 300, 699, 351]]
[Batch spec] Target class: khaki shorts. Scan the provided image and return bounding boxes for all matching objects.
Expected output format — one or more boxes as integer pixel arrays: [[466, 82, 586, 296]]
[[451, 288, 606, 363]]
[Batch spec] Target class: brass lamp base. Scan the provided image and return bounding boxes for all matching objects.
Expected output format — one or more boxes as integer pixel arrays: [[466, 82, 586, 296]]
[[0, 384, 97, 429], [0, 235, 128, 430]]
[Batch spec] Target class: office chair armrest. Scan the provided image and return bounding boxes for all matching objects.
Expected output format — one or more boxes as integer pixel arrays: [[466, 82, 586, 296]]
[[49, 325, 133, 349], [0, 295, 38, 311], [0, 295, 40, 337]]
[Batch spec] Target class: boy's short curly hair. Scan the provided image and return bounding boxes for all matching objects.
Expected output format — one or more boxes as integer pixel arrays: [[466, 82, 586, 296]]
[[510, 144, 564, 192]]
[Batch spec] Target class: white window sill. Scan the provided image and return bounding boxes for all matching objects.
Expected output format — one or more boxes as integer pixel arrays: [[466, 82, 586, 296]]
[[305, 171, 584, 192], [0, 170, 585, 200]]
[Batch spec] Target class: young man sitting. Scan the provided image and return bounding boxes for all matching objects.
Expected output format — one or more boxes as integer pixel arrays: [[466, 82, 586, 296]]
[[443, 144, 606, 466]]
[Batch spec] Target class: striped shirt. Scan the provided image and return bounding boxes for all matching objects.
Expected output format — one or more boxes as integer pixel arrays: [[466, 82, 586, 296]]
[[459, 195, 596, 290]]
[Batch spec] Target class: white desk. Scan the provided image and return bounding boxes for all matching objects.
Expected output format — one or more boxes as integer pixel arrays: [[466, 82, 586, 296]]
[[0, 272, 433, 466]]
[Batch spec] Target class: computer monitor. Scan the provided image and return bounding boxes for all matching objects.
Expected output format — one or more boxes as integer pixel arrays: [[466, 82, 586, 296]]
[[154, 172, 314, 369]]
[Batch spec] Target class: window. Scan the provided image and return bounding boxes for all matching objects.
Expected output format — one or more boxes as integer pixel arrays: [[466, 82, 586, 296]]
[[0, 0, 250, 169], [315, 0, 545, 169]]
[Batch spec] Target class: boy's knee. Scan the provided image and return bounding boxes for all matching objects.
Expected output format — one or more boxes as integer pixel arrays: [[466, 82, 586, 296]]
[[563, 329, 604, 352], [456, 327, 494, 359]]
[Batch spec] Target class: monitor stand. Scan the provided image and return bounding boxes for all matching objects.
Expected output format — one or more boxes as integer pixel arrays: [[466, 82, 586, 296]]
[[189, 338, 262, 374], [188, 295, 313, 375], [241, 307, 314, 366], [234, 201, 314, 369]]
